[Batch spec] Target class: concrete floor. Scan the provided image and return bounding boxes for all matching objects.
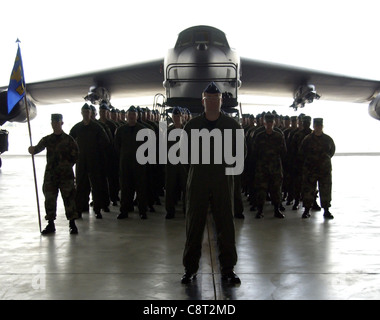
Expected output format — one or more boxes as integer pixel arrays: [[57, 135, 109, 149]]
[[0, 154, 380, 300]]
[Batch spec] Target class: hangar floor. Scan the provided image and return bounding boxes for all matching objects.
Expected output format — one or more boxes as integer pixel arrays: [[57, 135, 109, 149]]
[[0, 154, 380, 300]]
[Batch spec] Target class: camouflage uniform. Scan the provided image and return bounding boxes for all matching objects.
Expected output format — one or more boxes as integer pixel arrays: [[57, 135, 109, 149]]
[[252, 129, 287, 211], [289, 124, 312, 206], [299, 132, 335, 209], [33, 132, 79, 221]]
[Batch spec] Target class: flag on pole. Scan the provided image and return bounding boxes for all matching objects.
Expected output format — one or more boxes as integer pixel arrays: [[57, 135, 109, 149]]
[[7, 40, 26, 114]]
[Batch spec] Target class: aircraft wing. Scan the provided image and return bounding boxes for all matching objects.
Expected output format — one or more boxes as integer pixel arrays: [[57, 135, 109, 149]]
[[239, 57, 380, 103], [0, 59, 165, 105], [1, 57, 379, 107]]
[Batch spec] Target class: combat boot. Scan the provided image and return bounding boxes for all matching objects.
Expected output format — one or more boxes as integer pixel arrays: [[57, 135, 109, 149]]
[[292, 200, 299, 210], [255, 206, 264, 219], [41, 220, 55, 235], [69, 220, 78, 234], [221, 271, 241, 284], [95, 210, 102, 219], [323, 209, 334, 219], [181, 272, 197, 284], [274, 206, 285, 218], [302, 208, 311, 219], [117, 212, 128, 219], [312, 200, 321, 211]]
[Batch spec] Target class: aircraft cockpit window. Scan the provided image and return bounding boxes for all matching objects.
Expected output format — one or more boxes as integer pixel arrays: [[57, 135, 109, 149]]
[[175, 31, 193, 48], [195, 31, 209, 44], [212, 32, 228, 47], [175, 28, 229, 48]]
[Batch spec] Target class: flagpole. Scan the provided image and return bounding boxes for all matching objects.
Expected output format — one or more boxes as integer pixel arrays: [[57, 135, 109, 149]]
[[24, 94, 42, 233], [16, 39, 42, 233]]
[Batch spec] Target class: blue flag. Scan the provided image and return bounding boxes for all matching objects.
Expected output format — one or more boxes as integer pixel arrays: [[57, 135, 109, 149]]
[[7, 43, 26, 114]]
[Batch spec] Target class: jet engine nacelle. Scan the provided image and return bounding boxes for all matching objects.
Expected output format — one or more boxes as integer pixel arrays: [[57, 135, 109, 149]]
[[0, 91, 37, 125], [368, 93, 380, 121]]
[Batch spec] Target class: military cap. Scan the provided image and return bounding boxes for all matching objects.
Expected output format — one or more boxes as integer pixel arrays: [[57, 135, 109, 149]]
[[203, 81, 222, 94], [284, 115, 290, 120], [110, 108, 117, 113], [249, 114, 255, 119], [120, 109, 126, 114], [313, 118, 323, 125], [90, 105, 97, 112], [302, 116, 311, 123], [99, 103, 110, 110], [264, 112, 274, 122], [127, 105, 137, 112], [290, 116, 297, 121], [172, 106, 181, 115], [81, 103, 91, 110], [51, 114, 63, 122]]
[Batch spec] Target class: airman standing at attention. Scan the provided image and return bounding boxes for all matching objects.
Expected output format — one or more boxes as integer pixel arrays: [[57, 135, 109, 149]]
[[28, 114, 79, 235], [165, 107, 187, 219], [181, 82, 244, 285], [69, 103, 109, 219], [98, 103, 120, 206], [299, 118, 335, 219], [289, 115, 312, 210], [252, 113, 287, 219], [114, 106, 149, 220]]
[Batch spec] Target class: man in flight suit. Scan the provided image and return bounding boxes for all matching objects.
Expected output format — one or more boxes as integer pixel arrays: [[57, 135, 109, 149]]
[[28, 114, 79, 234], [181, 82, 244, 284]]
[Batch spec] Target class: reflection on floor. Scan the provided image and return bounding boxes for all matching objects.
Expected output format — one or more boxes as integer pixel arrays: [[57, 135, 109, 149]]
[[0, 154, 380, 300]]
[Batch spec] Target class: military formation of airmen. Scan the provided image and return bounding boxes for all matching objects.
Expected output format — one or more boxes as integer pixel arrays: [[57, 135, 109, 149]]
[[29, 99, 335, 239], [241, 111, 335, 220], [67, 103, 192, 223]]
